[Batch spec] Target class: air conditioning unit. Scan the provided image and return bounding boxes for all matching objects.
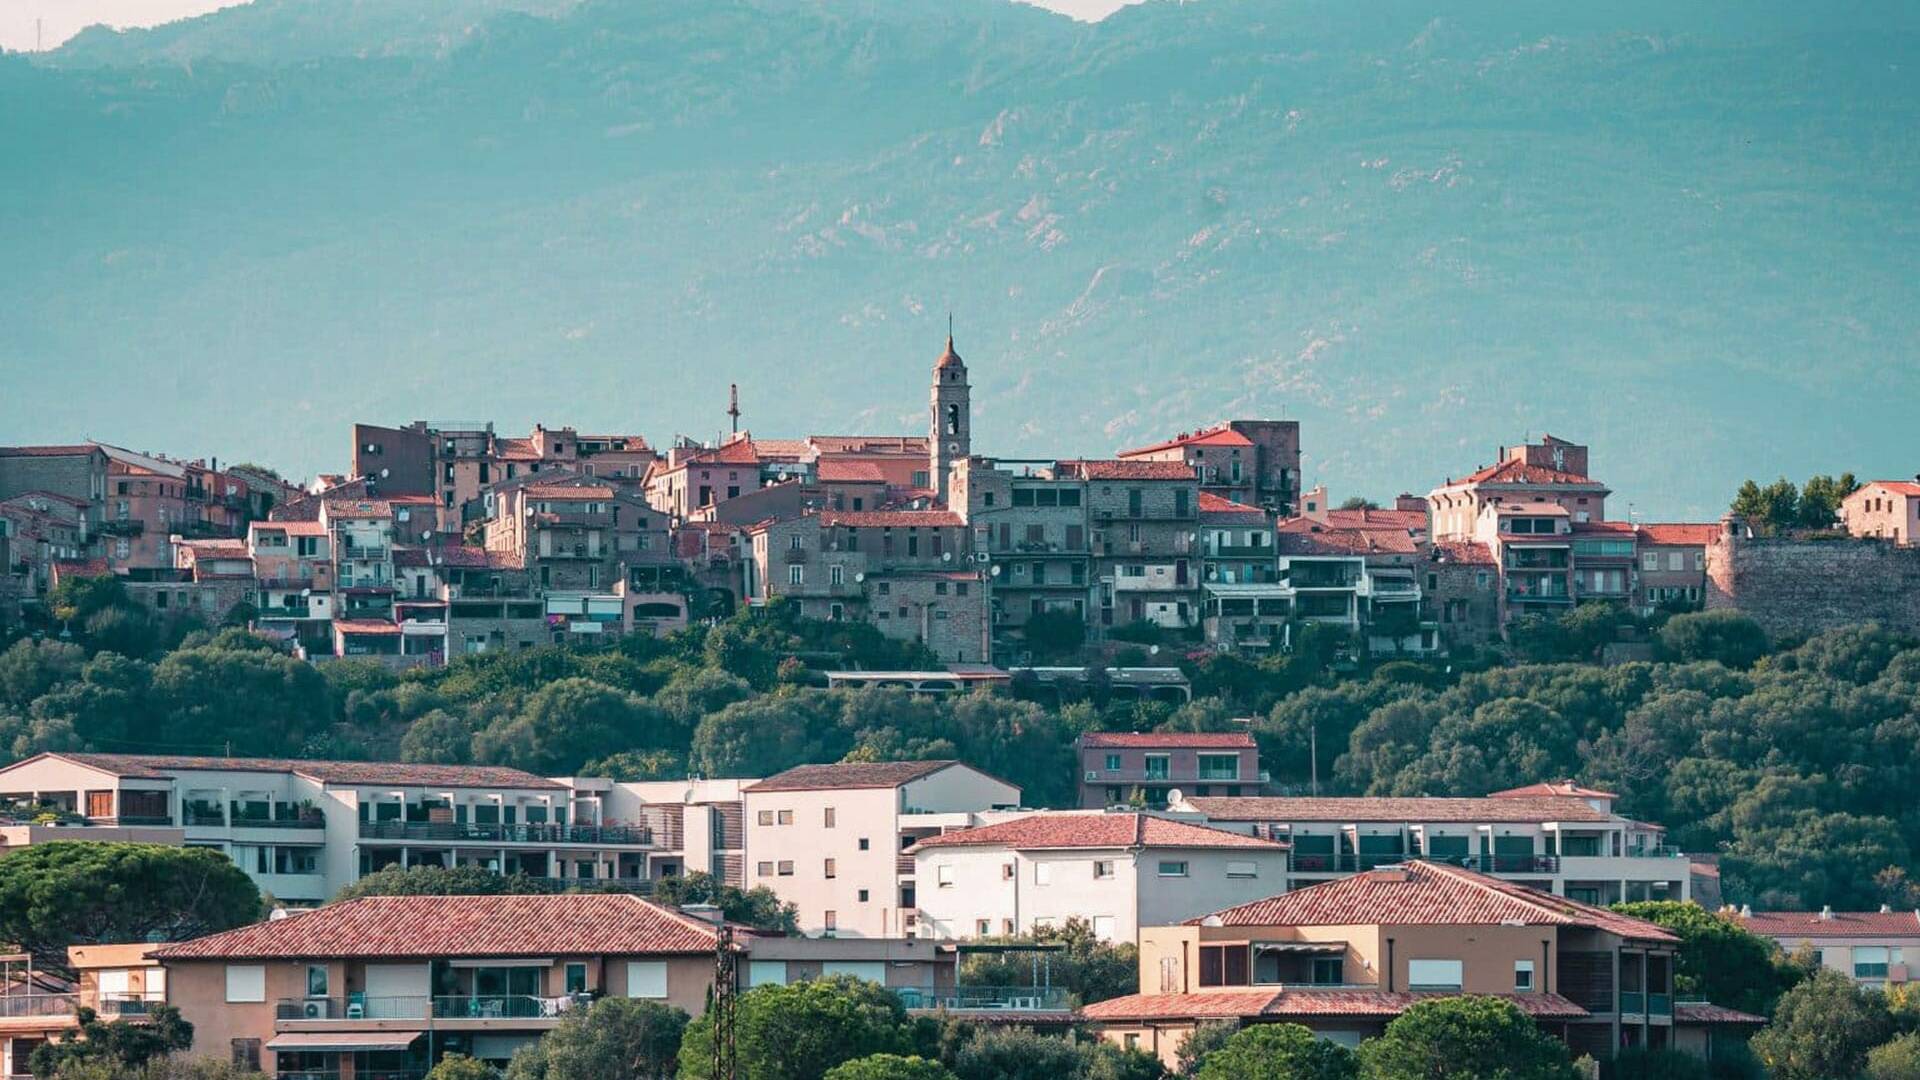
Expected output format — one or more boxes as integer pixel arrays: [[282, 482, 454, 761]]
[[1084, 771, 1099, 781], [302, 1000, 329, 1020]]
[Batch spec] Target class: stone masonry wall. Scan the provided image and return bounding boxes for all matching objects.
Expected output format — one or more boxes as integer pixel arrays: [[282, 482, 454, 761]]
[[1706, 522, 1920, 638]]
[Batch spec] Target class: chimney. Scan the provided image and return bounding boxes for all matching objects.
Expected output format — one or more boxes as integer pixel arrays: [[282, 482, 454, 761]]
[[1819, 905, 1834, 921], [1739, 904, 1752, 917], [1881, 904, 1893, 914], [680, 903, 726, 925]]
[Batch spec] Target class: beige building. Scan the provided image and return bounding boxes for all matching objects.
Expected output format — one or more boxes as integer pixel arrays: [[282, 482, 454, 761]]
[[910, 812, 1288, 943], [1841, 480, 1920, 545], [1081, 860, 1732, 1068], [0, 943, 170, 1076], [742, 761, 1023, 939], [1738, 908, 1920, 989], [152, 893, 721, 1076]]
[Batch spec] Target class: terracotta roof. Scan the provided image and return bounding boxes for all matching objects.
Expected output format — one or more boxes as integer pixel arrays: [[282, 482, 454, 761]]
[[1081, 989, 1587, 1022], [1490, 781, 1616, 801], [252, 520, 328, 537], [1324, 507, 1427, 531], [819, 510, 963, 528], [816, 460, 888, 484], [34, 752, 565, 790], [1738, 911, 1920, 937], [1637, 523, 1719, 546], [334, 619, 403, 635], [1869, 481, 1920, 497], [1275, 519, 1418, 556], [525, 484, 615, 500], [1192, 861, 1678, 944], [153, 894, 718, 960], [691, 440, 762, 467], [1674, 1002, 1767, 1025], [807, 436, 928, 454], [745, 760, 969, 793], [910, 813, 1284, 852], [1118, 427, 1255, 456], [495, 438, 541, 462], [1453, 460, 1601, 487], [0, 445, 102, 457], [178, 538, 249, 555], [1198, 493, 1268, 524], [935, 336, 966, 371], [1183, 795, 1616, 825], [1057, 459, 1197, 482], [1078, 732, 1255, 749], [1570, 520, 1636, 535], [1429, 540, 1496, 566]]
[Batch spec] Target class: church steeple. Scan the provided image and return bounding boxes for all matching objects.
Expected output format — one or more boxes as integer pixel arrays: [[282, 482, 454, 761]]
[[930, 328, 970, 506]]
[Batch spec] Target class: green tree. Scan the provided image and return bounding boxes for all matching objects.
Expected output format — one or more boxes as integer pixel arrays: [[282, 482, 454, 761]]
[[516, 997, 690, 1080], [0, 639, 86, 710], [1355, 997, 1579, 1080], [148, 640, 333, 754], [398, 708, 477, 763], [1021, 610, 1087, 661], [473, 677, 666, 774], [30, 1004, 193, 1077], [1176, 1022, 1238, 1078], [331, 865, 561, 902], [1656, 612, 1767, 669], [948, 1025, 1090, 1080], [648, 871, 797, 932], [1609, 902, 1801, 1015], [825, 1054, 958, 1080], [959, 918, 1136, 1004], [1750, 969, 1895, 1080], [1195, 1023, 1357, 1080], [1730, 478, 1800, 536], [1868, 1033, 1920, 1080], [1604, 1048, 1708, 1080], [678, 976, 914, 1080], [1796, 473, 1859, 529], [0, 843, 260, 973], [424, 1055, 499, 1080]]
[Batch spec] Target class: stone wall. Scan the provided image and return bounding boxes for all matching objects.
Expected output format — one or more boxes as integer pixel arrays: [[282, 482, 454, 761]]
[[1706, 518, 1920, 637]]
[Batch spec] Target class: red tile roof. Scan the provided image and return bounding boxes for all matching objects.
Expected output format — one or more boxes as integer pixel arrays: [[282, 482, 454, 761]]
[[36, 752, 565, 790], [1738, 910, 1920, 937], [808, 435, 928, 454], [1674, 1002, 1767, 1025], [1078, 732, 1255, 749], [1192, 861, 1678, 943], [910, 813, 1284, 852], [819, 510, 963, 528], [1429, 540, 1497, 566], [1324, 507, 1427, 531], [1198, 493, 1268, 524], [0, 445, 103, 457], [525, 484, 615, 500], [1080, 989, 1588, 1022], [1637, 523, 1719, 546], [745, 760, 972, 793], [1118, 427, 1255, 457], [817, 460, 888, 484], [333, 619, 403, 635], [1453, 460, 1601, 487], [1490, 781, 1616, 801], [1871, 481, 1920, 497], [1275, 519, 1418, 556], [153, 894, 719, 960], [1056, 459, 1197, 482], [1182, 795, 1616, 824]]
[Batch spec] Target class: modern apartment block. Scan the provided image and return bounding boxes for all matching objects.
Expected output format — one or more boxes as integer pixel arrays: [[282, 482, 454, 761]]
[[1170, 783, 1691, 904], [740, 761, 1023, 939], [1737, 908, 1920, 989], [910, 812, 1287, 942], [0, 754, 660, 905], [1081, 861, 1749, 1067], [1074, 732, 1262, 809]]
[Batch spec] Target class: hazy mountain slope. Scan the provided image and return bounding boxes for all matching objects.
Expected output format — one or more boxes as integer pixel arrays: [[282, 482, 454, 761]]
[[3, 0, 1917, 517]]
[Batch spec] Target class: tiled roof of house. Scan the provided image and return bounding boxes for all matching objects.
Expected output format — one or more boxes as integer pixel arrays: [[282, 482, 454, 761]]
[[524, 484, 616, 500], [0, 444, 103, 457], [1323, 507, 1427, 531], [1118, 427, 1255, 457], [819, 510, 963, 528], [1078, 732, 1255, 749], [1674, 1002, 1767, 1025], [817, 460, 888, 484], [1056, 459, 1197, 482], [745, 760, 966, 793], [1738, 910, 1920, 937], [153, 894, 719, 960], [1490, 781, 1616, 800], [1191, 861, 1678, 943], [1274, 520, 1418, 556], [1182, 795, 1616, 825], [1637, 523, 1720, 546], [32, 752, 565, 790], [334, 620, 403, 635], [910, 813, 1284, 852], [1453, 459, 1602, 487], [1429, 540, 1497, 566], [1080, 989, 1588, 1022], [1198, 493, 1268, 524], [808, 435, 928, 454], [1, 490, 90, 509]]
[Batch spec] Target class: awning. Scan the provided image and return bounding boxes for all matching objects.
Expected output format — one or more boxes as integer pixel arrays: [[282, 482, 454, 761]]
[[266, 1033, 421, 1052], [447, 958, 553, 969], [1252, 942, 1348, 955]]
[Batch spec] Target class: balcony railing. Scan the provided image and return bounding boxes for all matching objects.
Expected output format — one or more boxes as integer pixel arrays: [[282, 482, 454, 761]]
[[98, 993, 165, 1017], [1290, 853, 1413, 873], [276, 995, 584, 1021], [357, 821, 650, 845], [0, 993, 78, 1018], [1464, 854, 1560, 874], [432, 994, 585, 1019], [893, 985, 1072, 1012], [896, 854, 916, 876], [1619, 991, 1644, 1015], [1649, 992, 1672, 1016]]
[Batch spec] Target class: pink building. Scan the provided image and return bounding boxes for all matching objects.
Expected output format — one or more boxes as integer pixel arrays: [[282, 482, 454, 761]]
[[1841, 480, 1920, 545], [1075, 731, 1262, 809]]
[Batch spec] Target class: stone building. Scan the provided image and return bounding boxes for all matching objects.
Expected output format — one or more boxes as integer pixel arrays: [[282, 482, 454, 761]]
[[1705, 516, 1920, 638], [1054, 460, 1201, 634], [1118, 421, 1301, 514]]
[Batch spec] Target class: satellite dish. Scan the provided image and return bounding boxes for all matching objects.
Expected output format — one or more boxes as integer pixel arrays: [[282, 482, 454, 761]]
[[421, 530, 432, 541], [854, 572, 866, 583], [380, 468, 390, 478], [990, 565, 1002, 577], [942, 552, 953, 563]]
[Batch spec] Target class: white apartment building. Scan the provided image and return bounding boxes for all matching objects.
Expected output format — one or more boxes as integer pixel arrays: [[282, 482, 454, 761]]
[[741, 761, 1023, 939], [1169, 782, 1690, 905], [0, 754, 657, 904], [911, 812, 1289, 943]]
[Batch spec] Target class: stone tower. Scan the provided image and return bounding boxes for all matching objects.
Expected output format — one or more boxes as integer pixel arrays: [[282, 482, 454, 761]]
[[930, 333, 970, 506]]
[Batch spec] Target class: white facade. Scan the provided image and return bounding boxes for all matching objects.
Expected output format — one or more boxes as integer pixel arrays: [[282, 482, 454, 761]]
[[914, 840, 1287, 943]]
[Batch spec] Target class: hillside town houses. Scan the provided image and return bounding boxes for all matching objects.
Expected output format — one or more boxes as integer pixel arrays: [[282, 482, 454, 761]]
[[0, 334, 1912, 1077]]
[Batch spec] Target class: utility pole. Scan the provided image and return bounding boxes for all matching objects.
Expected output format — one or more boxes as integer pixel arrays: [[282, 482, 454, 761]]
[[727, 384, 741, 435], [712, 923, 738, 1080], [1309, 721, 1318, 796]]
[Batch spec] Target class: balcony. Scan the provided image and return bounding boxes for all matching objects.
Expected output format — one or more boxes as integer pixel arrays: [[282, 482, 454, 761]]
[[231, 814, 326, 831], [357, 821, 651, 845], [97, 993, 165, 1018], [1465, 854, 1560, 874], [1210, 544, 1272, 558], [99, 520, 145, 537], [276, 995, 585, 1022], [0, 993, 78, 1019], [893, 985, 1072, 1012], [1619, 991, 1643, 1015], [896, 854, 916, 876], [1289, 854, 1412, 873]]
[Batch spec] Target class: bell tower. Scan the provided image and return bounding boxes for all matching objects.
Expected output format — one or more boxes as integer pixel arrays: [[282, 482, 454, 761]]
[[930, 330, 970, 507]]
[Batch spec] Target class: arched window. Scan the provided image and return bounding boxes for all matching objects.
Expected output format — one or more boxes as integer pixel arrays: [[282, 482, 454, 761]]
[[945, 403, 961, 436]]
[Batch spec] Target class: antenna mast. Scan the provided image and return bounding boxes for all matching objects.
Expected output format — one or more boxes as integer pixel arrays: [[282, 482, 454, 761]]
[[727, 384, 741, 436]]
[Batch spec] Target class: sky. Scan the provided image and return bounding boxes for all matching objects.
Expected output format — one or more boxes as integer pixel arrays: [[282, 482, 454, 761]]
[[0, 0, 1149, 50]]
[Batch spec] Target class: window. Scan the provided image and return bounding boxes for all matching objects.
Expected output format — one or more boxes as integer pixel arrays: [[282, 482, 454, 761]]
[[824, 911, 838, 934], [1855, 947, 1895, 979], [1034, 862, 1052, 886], [231, 1040, 261, 1072], [937, 865, 954, 887], [831, 565, 844, 586], [1092, 915, 1116, 940], [790, 534, 804, 550], [1197, 753, 1240, 781], [858, 837, 870, 851], [824, 858, 837, 879], [1124, 1034, 1140, 1051], [777, 860, 794, 876], [1001, 863, 1015, 881], [566, 963, 588, 995], [777, 810, 793, 825], [1407, 959, 1463, 990], [857, 889, 870, 902], [976, 919, 991, 936], [1515, 959, 1535, 992], [788, 565, 804, 586], [758, 811, 774, 826], [1144, 754, 1170, 780], [225, 965, 266, 1003], [306, 965, 328, 997], [1157, 860, 1188, 877], [1312, 957, 1346, 985], [1199, 944, 1250, 987], [1104, 753, 1122, 771], [626, 961, 668, 999], [1093, 860, 1115, 880], [1226, 861, 1258, 879], [757, 861, 773, 877], [1002, 919, 1015, 935]]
